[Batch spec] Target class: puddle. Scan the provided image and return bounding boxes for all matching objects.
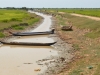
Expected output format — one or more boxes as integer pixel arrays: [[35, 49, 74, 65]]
[[0, 45, 57, 75], [0, 11, 58, 75]]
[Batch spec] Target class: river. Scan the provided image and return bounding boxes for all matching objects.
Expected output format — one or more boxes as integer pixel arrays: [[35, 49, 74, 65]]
[[0, 11, 58, 75]]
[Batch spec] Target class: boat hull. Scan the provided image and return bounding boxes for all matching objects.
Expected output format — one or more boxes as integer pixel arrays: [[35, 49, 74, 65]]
[[0, 41, 56, 46], [9, 29, 55, 36]]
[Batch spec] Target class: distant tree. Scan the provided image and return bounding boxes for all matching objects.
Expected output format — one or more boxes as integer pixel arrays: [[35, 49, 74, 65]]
[[22, 7, 28, 10], [4, 7, 16, 9]]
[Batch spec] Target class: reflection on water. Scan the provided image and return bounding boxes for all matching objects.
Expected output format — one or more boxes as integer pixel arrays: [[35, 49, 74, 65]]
[[0, 45, 57, 75]]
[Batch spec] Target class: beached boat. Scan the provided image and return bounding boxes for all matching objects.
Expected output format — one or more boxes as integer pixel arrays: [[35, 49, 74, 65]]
[[61, 26, 73, 31], [9, 29, 55, 36], [0, 41, 56, 46]]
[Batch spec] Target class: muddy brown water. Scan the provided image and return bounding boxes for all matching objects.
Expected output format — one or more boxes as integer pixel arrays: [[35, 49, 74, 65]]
[[0, 11, 58, 75]]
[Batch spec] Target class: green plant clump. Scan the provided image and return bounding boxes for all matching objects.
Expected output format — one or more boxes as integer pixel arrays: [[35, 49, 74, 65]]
[[11, 25, 24, 30], [0, 32, 5, 38]]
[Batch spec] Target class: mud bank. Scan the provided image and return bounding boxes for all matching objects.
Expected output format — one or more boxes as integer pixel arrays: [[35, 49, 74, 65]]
[[39, 17, 74, 75]]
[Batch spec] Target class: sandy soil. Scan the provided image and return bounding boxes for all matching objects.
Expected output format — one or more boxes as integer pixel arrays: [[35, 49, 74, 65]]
[[71, 13, 100, 21]]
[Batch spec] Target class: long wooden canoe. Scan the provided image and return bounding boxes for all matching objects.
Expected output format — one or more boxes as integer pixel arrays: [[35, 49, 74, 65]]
[[9, 29, 55, 36], [0, 41, 56, 46]]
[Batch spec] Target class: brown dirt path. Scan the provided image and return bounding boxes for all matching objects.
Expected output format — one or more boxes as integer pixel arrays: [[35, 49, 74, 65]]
[[71, 13, 100, 21]]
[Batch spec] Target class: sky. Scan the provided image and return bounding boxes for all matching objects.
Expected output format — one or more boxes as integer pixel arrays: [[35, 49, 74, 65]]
[[0, 0, 100, 8]]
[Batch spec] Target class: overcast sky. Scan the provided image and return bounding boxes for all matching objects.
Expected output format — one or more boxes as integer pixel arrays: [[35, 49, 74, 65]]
[[0, 0, 100, 8]]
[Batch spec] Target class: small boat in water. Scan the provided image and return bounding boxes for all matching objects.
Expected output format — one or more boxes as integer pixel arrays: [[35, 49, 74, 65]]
[[0, 41, 56, 46], [9, 29, 55, 36]]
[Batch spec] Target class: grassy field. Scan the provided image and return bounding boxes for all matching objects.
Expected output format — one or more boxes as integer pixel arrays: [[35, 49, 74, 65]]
[[40, 8, 100, 17], [0, 9, 40, 38], [40, 9, 100, 75], [0, 9, 28, 22]]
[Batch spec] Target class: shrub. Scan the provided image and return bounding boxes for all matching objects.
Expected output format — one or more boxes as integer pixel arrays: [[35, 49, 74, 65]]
[[11, 25, 24, 30], [10, 18, 22, 22], [1, 19, 9, 23]]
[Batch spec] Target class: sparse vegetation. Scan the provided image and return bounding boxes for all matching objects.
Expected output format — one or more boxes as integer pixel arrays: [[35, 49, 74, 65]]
[[11, 25, 24, 30], [40, 8, 100, 75]]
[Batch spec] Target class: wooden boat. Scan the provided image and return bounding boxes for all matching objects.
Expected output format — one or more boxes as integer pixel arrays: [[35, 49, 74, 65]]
[[0, 41, 56, 46], [9, 29, 55, 36], [61, 26, 73, 31]]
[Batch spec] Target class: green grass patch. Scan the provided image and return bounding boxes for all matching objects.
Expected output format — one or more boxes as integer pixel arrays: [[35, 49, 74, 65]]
[[85, 31, 100, 39], [73, 44, 80, 51], [10, 18, 22, 22], [0, 9, 29, 23], [28, 18, 40, 25], [94, 64, 100, 75], [11, 25, 24, 30], [69, 69, 83, 75], [0, 32, 5, 38]]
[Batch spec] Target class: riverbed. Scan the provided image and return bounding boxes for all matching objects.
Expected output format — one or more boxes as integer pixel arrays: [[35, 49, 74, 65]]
[[0, 11, 58, 75]]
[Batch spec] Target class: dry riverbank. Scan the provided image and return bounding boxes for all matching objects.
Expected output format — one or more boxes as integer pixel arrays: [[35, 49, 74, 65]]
[[39, 17, 74, 75]]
